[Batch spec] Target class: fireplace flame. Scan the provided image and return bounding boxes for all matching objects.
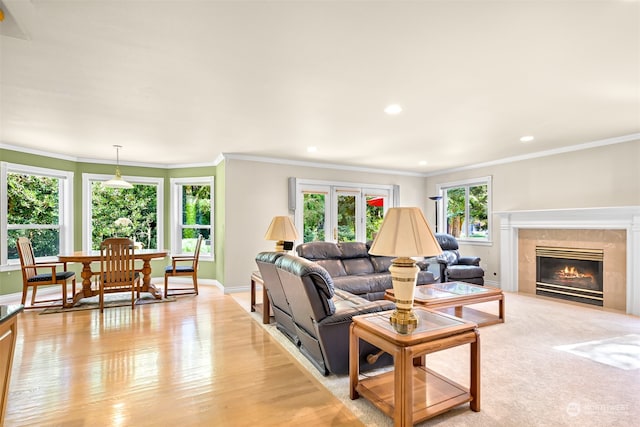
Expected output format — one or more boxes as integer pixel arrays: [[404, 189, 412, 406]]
[[555, 266, 593, 280]]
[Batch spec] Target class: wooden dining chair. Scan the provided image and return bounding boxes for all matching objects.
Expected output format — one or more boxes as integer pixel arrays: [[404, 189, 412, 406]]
[[16, 237, 77, 309], [99, 238, 140, 313], [164, 235, 204, 298]]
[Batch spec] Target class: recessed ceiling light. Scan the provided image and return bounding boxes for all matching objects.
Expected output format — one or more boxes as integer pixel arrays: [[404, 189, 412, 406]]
[[384, 104, 402, 115], [419, 160, 427, 166], [520, 135, 535, 143], [307, 146, 317, 153]]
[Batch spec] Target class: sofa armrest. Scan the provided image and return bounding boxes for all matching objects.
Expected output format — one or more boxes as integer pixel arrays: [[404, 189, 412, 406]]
[[321, 290, 394, 325], [458, 256, 481, 266]]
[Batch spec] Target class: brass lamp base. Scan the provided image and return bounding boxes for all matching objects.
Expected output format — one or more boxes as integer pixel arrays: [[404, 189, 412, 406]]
[[390, 307, 418, 334]]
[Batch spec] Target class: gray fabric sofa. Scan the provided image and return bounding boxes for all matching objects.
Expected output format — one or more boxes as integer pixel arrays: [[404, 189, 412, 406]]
[[296, 241, 436, 300], [256, 252, 395, 375]]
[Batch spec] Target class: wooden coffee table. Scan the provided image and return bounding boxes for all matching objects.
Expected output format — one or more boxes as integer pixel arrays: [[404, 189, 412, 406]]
[[349, 307, 480, 426], [385, 281, 504, 327]]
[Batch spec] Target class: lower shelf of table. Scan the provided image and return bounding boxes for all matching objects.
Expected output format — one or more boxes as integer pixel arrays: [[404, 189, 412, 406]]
[[437, 306, 503, 327], [356, 366, 473, 423]]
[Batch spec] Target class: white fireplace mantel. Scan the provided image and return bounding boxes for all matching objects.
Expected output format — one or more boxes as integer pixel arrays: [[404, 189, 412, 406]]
[[496, 206, 640, 316]]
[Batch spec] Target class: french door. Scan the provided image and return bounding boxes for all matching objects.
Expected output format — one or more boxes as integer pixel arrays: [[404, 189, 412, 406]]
[[295, 180, 394, 243]]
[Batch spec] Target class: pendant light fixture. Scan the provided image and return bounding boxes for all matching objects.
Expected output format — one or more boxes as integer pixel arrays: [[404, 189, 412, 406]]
[[103, 145, 133, 189]]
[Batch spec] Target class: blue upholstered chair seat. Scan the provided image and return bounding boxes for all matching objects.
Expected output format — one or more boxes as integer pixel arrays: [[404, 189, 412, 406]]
[[164, 266, 194, 273], [28, 271, 76, 282]]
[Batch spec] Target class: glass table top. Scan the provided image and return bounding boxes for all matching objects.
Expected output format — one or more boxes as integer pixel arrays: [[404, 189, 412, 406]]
[[431, 282, 491, 295], [363, 308, 467, 335]]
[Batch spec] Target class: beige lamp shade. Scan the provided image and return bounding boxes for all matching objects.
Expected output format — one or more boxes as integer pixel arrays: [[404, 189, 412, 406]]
[[264, 216, 299, 251], [368, 207, 442, 258]]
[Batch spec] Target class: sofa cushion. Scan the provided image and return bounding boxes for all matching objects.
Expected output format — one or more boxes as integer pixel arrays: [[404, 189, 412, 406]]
[[315, 259, 347, 277], [370, 255, 393, 273], [338, 242, 369, 258], [296, 241, 343, 260], [342, 258, 374, 275], [332, 273, 391, 297]]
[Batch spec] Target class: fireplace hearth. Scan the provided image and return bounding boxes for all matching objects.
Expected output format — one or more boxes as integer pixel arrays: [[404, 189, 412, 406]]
[[536, 246, 604, 306]]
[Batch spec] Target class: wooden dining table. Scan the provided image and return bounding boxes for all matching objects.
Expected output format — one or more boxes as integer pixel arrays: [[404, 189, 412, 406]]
[[58, 249, 168, 304]]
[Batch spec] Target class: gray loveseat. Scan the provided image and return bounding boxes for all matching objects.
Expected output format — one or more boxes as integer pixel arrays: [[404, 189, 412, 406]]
[[296, 241, 436, 300]]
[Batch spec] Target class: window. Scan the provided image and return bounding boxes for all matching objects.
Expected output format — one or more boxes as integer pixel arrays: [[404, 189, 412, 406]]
[[170, 177, 213, 259], [294, 179, 396, 243], [1, 162, 73, 268], [82, 174, 164, 251], [437, 176, 491, 243]]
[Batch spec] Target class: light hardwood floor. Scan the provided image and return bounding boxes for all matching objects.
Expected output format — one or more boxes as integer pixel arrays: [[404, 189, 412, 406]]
[[2, 285, 362, 427]]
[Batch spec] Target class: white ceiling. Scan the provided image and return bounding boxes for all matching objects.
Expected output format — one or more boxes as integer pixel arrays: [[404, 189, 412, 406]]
[[1, 0, 639, 174]]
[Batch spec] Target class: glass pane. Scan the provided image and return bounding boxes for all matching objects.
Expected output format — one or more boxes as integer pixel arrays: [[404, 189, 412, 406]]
[[445, 187, 466, 238], [366, 196, 385, 241], [181, 185, 211, 225], [181, 228, 211, 255], [337, 194, 356, 242], [468, 184, 488, 239], [303, 193, 325, 242], [8, 228, 60, 260], [91, 182, 158, 250], [7, 173, 59, 225]]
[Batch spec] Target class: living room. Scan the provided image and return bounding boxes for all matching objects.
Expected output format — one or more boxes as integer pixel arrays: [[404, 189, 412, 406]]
[[1, 1, 639, 425]]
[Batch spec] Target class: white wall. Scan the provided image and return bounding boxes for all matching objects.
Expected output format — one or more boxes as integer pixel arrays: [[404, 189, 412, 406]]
[[426, 138, 640, 286], [222, 158, 428, 290]]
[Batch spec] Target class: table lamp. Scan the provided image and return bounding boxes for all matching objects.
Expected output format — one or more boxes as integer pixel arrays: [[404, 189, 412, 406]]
[[369, 207, 442, 333], [264, 215, 299, 252]]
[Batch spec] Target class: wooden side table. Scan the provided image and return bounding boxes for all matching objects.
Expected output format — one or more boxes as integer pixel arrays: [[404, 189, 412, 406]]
[[250, 271, 271, 324], [349, 307, 480, 426]]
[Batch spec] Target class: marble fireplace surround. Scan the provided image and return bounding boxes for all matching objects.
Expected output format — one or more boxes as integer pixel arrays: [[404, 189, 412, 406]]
[[497, 207, 640, 316]]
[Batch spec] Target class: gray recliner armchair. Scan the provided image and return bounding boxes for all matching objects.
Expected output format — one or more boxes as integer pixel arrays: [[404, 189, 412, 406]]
[[434, 233, 485, 285], [273, 253, 395, 375]]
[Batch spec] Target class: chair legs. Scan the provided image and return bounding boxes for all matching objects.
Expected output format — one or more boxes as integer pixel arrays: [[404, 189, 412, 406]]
[[164, 273, 198, 298]]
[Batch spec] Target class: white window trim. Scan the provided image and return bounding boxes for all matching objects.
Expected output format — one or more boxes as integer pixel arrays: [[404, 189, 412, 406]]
[[436, 175, 492, 245], [293, 178, 396, 243], [169, 176, 214, 260], [82, 173, 164, 252], [1, 162, 74, 270]]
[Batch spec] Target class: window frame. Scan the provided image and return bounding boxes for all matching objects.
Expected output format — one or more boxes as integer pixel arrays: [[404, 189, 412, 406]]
[[436, 176, 492, 245], [1, 162, 74, 270], [82, 173, 164, 252], [294, 178, 396, 243], [169, 176, 214, 260]]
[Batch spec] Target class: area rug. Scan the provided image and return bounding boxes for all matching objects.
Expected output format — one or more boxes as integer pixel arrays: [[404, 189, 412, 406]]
[[554, 334, 640, 371], [40, 292, 176, 314]]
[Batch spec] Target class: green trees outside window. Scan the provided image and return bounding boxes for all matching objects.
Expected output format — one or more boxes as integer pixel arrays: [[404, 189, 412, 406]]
[[179, 184, 211, 254], [303, 193, 325, 242], [91, 182, 158, 250], [444, 182, 489, 240], [6, 173, 60, 259]]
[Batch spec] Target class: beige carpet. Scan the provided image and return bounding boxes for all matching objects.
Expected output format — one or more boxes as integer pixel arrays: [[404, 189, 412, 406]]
[[248, 292, 640, 426]]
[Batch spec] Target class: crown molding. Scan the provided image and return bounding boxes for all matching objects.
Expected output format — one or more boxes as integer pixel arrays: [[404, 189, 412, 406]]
[[220, 153, 427, 177], [424, 133, 640, 177]]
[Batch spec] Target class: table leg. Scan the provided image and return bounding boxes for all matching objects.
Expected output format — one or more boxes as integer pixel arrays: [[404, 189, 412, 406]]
[[498, 296, 505, 322], [70, 261, 95, 305], [250, 277, 257, 312], [261, 286, 270, 324], [395, 347, 412, 427], [470, 328, 481, 412], [140, 259, 162, 299], [349, 323, 360, 400]]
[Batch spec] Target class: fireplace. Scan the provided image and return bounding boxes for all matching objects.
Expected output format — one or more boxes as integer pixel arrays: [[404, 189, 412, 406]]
[[536, 246, 604, 307]]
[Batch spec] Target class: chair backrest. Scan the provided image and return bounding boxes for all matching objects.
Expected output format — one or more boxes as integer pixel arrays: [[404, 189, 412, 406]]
[[16, 237, 37, 280], [192, 235, 204, 268], [100, 238, 136, 290]]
